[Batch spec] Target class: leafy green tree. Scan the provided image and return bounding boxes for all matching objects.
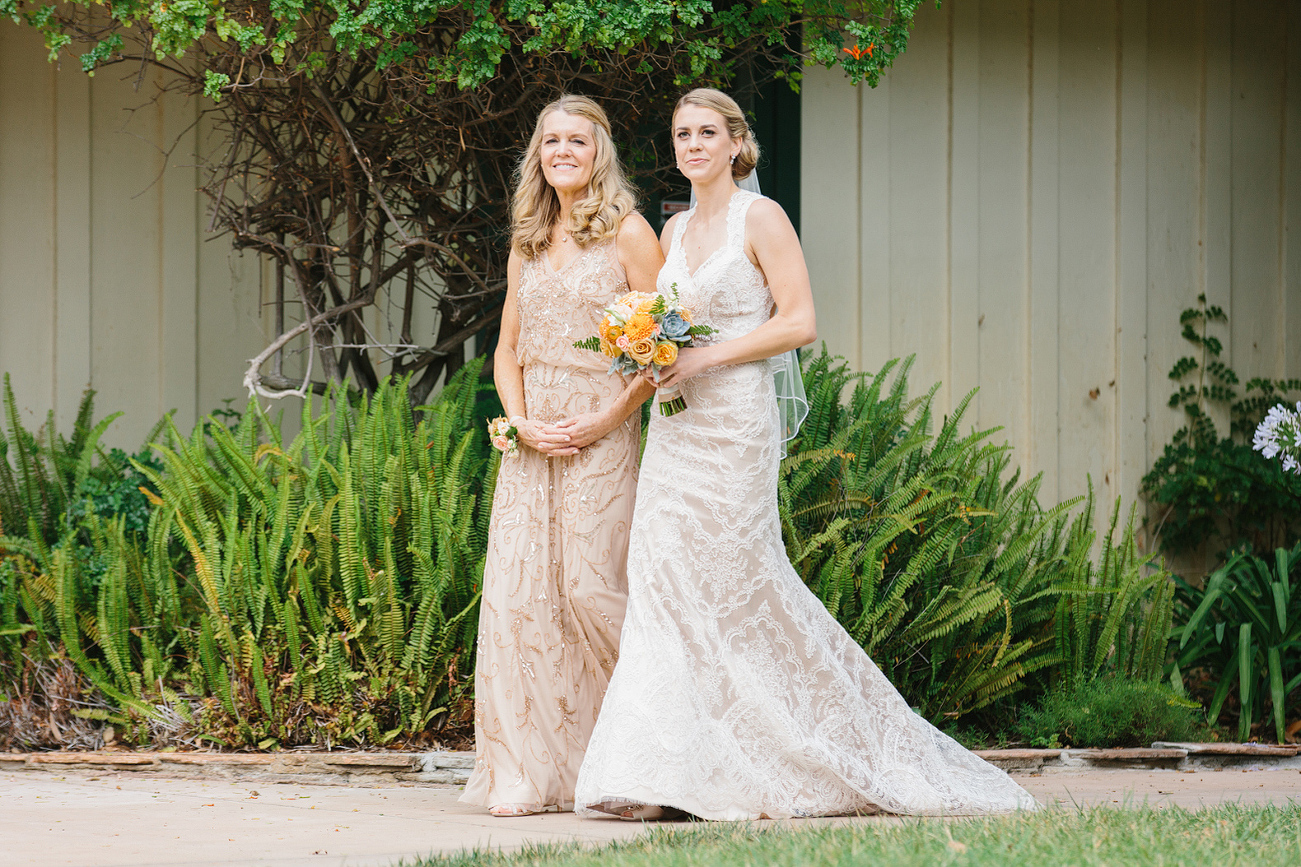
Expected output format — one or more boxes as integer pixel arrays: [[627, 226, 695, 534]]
[[3, 1, 933, 400]]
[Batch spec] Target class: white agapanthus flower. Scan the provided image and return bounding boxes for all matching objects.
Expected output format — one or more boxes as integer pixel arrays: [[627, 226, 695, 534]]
[[1254, 401, 1301, 474]]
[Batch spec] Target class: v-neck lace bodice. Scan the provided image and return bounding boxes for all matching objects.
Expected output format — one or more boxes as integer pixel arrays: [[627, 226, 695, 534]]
[[658, 190, 772, 343]]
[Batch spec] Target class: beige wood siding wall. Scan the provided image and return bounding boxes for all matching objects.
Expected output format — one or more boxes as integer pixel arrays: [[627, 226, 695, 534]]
[[0, 25, 267, 449], [802, 0, 1301, 518]]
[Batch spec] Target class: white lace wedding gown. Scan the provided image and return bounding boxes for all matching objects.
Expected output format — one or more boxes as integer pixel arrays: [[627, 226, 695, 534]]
[[573, 190, 1038, 820]]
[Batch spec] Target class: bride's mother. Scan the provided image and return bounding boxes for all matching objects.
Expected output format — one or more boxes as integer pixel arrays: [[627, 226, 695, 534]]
[[459, 95, 662, 817]]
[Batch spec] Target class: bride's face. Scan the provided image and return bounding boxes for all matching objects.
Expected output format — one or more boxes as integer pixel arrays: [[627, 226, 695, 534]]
[[539, 111, 597, 196], [672, 104, 740, 184]]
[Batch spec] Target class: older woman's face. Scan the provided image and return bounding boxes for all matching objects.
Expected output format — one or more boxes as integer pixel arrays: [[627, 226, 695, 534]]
[[539, 111, 597, 196]]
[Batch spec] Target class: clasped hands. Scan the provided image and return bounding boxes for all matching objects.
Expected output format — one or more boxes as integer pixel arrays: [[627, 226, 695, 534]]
[[516, 412, 615, 457]]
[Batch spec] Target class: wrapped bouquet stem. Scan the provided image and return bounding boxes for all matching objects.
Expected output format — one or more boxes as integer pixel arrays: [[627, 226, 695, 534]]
[[574, 283, 715, 417]]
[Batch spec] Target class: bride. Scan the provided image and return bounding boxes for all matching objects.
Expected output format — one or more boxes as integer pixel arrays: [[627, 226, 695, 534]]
[[573, 88, 1038, 820]]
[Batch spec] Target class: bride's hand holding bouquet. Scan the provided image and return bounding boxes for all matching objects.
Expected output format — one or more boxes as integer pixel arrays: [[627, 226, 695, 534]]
[[574, 284, 715, 416]]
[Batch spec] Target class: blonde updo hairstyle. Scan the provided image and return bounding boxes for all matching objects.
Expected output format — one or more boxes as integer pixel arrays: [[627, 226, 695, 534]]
[[673, 88, 760, 181], [511, 94, 637, 260]]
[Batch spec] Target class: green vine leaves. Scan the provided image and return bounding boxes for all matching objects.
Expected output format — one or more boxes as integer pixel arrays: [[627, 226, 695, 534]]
[[3, 1, 938, 95]]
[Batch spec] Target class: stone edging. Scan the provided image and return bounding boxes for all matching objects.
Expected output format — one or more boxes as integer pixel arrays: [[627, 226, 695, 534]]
[[973, 742, 1301, 774], [0, 751, 474, 785], [3, 743, 1299, 786]]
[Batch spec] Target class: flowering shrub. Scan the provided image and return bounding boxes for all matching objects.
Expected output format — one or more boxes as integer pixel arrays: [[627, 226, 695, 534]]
[[1141, 296, 1301, 557], [1254, 403, 1301, 475]]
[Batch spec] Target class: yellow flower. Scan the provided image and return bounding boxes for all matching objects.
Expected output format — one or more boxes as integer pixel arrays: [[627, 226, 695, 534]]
[[679, 306, 694, 324], [636, 295, 658, 314], [599, 319, 623, 344], [624, 312, 657, 342], [652, 341, 678, 366], [628, 337, 656, 365], [599, 335, 621, 358]]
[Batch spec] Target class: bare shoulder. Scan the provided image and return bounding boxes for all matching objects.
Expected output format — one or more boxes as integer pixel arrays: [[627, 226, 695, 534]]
[[617, 211, 664, 269], [616, 211, 660, 248], [746, 197, 798, 245], [747, 196, 793, 231]]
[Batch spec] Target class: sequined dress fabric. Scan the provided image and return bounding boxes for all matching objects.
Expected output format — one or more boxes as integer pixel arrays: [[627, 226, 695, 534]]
[[574, 192, 1038, 820], [460, 239, 639, 811]]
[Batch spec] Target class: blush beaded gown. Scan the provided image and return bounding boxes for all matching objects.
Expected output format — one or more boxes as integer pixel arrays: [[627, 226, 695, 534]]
[[574, 191, 1038, 820], [460, 238, 640, 811]]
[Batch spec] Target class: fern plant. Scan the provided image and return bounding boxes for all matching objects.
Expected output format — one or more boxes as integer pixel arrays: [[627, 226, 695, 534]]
[[0, 375, 162, 675], [6, 364, 494, 748], [781, 349, 1175, 722]]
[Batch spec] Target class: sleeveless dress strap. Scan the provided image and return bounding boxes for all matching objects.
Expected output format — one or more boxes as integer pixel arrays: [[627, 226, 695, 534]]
[[671, 206, 695, 256], [726, 191, 762, 250]]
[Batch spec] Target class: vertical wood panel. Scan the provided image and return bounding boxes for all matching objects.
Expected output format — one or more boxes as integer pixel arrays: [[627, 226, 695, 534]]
[[1056, 0, 1118, 506], [885, 3, 951, 398], [976, 0, 1031, 454], [1287, 0, 1301, 378], [90, 69, 165, 443], [0, 25, 264, 450], [802, 66, 861, 369], [860, 72, 891, 376], [950, 1, 983, 412], [1117, 0, 1150, 516], [1029, 0, 1062, 502], [1230, 0, 1287, 378], [195, 110, 272, 418], [1202, 0, 1234, 437], [1145, 0, 1205, 466], [0, 28, 55, 427], [160, 72, 199, 431], [53, 57, 93, 431]]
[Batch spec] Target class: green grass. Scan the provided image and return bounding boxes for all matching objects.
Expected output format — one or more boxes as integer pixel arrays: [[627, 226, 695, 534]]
[[405, 805, 1301, 867]]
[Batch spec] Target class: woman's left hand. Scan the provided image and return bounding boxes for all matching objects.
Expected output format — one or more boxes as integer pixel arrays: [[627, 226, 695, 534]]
[[642, 346, 713, 390], [551, 410, 618, 451]]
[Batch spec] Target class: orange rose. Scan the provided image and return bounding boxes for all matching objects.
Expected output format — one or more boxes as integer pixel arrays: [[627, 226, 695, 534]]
[[599, 319, 623, 344], [679, 306, 694, 324], [623, 312, 657, 342], [628, 337, 656, 365], [636, 296, 657, 314], [652, 341, 678, 366]]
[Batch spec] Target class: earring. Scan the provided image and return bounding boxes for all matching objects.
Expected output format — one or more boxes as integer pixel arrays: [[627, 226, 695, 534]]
[[730, 154, 736, 164]]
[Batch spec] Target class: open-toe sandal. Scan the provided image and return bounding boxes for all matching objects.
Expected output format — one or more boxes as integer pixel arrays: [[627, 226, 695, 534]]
[[619, 804, 685, 822]]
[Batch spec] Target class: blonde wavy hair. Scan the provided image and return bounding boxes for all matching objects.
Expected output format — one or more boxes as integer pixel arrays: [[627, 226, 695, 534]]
[[673, 88, 760, 181], [511, 95, 637, 259]]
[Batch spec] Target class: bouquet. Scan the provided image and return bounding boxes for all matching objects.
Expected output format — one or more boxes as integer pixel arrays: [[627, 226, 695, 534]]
[[574, 284, 715, 416], [1253, 402, 1301, 474], [486, 417, 519, 457]]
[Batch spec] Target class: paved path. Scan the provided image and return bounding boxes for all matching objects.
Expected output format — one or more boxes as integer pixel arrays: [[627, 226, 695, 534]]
[[3, 768, 1300, 867]]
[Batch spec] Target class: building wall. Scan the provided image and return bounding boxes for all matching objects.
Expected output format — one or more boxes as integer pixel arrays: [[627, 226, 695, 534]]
[[4, 2, 1301, 523], [801, 0, 1301, 524], [0, 25, 268, 448]]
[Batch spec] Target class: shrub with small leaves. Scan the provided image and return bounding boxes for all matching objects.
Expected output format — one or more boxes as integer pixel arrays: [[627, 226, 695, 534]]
[[1017, 678, 1203, 748]]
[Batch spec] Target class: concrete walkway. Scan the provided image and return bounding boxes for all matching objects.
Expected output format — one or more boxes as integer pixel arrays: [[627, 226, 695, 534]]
[[3, 768, 1300, 867]]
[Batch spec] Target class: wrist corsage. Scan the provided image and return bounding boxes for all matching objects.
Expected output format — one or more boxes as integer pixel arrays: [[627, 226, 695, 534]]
[[487, 416, 519, 458]]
